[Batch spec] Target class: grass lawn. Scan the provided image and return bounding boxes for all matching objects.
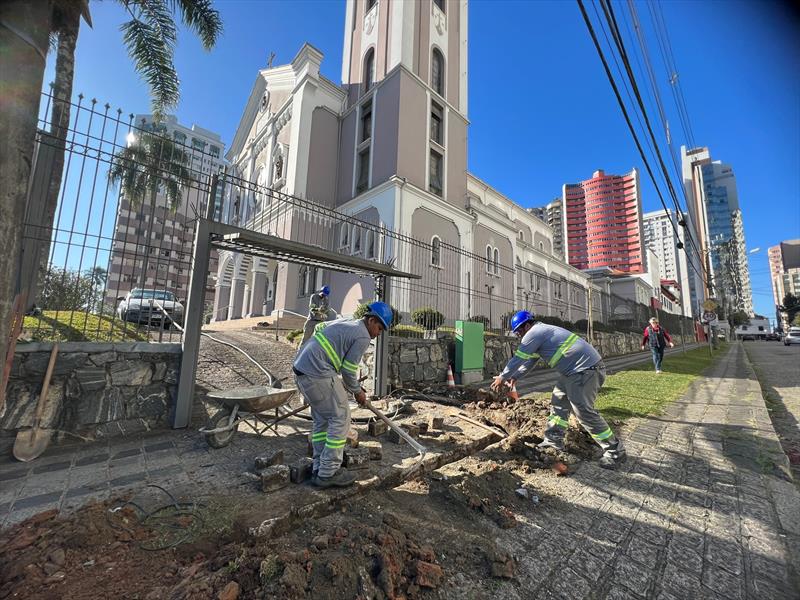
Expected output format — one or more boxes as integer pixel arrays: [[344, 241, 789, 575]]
[[595, 343, 727, 423], [21, 311, 149, 343]]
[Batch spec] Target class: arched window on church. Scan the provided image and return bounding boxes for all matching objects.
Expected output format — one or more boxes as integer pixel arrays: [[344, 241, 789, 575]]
[[363, 48, 375, 92], [431, 49, 444, 96]]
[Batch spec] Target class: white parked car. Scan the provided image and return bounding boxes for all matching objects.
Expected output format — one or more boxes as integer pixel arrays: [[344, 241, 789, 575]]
[[117, 289, 184, 328], [784, 327, 800, 346]]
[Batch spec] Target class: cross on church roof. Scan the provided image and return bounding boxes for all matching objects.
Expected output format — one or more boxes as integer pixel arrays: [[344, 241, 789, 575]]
[[267, 52, 276, 68]]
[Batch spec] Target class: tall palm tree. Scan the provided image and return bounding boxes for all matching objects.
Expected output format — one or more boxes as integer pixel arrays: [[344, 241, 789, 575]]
[[32, 0, 223, 305], [108, 131, 193, 289], [0, 0, 222, 356]]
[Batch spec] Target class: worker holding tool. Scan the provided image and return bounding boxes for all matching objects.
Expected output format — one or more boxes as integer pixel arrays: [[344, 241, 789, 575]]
[[490, 310, 626, 470], [293, 302, 393, 488], [641, 316, 674, 374], [300, 286, 333, 346]]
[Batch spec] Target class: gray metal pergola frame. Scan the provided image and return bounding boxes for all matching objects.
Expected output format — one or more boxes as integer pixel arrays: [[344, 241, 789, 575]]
[[172, 180, 420, 429]]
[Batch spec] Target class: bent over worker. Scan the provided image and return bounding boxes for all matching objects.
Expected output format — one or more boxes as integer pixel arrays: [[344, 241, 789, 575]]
[[293, 302, 393, 488], [490, 310, 626, 469], [300, 286, 333, 346]]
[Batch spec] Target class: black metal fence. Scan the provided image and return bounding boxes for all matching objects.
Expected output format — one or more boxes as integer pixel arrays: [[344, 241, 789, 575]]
[[18, 88, 220, 343], [21, 88, 698, 345]]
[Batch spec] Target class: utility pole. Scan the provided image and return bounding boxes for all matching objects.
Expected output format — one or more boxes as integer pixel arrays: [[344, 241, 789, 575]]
[[587, 285, 593, 339]]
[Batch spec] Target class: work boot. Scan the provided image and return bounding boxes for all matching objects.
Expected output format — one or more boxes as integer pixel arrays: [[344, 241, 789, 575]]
[[313, 468, 356, 488], [598, 440, 627, 470], [537, 437, 565, 452]]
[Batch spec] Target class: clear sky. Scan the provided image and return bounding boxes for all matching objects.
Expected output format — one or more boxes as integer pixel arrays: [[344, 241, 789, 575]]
[[44, 0, 800, 320]]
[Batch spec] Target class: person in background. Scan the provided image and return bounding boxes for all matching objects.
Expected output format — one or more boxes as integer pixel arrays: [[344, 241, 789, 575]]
[[292, 302, 393, 487], [301, 286, 332, 345], [491, 310, 626, 469], [641, 317, 674, 374]]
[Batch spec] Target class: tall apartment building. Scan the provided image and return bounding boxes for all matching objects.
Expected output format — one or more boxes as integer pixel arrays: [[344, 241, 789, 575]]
[[529, 198, 564, 258], [681, 146, 753, 316], [106, 115, 226, 307], [642, 208, 691, 316], [769, 239, 800, 328], [562, 169, 644, 273]]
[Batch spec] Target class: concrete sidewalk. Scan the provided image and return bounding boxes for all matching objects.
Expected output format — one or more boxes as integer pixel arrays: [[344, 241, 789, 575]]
[[481, 342, 799, 600]]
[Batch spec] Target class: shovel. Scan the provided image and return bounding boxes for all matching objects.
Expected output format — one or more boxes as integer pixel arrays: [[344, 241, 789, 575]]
[[13, 344, 59, 462]]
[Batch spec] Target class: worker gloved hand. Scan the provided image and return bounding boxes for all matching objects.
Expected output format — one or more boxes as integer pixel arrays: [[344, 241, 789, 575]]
[[490, 376, 506, 393], [354, 389, 368, 406]]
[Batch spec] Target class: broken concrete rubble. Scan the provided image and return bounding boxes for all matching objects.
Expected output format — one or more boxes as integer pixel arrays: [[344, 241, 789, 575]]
[[290, 458, 314, 483], [255, 450, 284, 470], [368, 420, 388, 437], [260, 465, 290, 493], [343, 447, 370, 470]]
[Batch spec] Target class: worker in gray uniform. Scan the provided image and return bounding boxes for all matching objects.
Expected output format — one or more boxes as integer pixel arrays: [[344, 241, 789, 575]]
[[293, 302, 394, 487], [301, 286, 332, 346], [491, 310, 626, 469]]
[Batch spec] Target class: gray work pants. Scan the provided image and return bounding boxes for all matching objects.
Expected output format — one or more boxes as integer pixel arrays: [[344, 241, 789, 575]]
[[300, 318, 323, 346], [294, 374, 350, 478], [544, 365, 618, 450]]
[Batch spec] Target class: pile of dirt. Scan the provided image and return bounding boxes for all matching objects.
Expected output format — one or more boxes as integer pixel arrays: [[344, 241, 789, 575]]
[[257, 513, 446, 599], [465, 395, 601, 462], [438, 460, 537, 529]]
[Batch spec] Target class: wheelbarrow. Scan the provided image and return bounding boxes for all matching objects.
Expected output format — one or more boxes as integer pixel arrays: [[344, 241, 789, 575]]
[[200, 385, 302, 448]]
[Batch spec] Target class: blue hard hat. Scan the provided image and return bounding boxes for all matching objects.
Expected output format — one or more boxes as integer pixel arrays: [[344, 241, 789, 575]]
[[510, 310, 535, 333], [366, 301, 393, 329], [320, 286, 330, 296]]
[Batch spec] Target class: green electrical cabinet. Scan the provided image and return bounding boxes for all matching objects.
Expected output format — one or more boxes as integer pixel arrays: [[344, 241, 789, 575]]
[[455, 320, 484, 384]]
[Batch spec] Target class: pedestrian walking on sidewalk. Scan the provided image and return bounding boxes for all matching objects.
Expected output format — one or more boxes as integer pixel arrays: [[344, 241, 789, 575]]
[[301, 286, 333, 346], [293, 302, 393, 488], [490, 310, 626, 469], [641, 317, 674, 374]]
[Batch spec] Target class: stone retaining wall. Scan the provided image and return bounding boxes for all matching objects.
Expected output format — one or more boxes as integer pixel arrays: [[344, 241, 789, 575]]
[[385, 331, 695, 388], [1, 342, 180, 450]]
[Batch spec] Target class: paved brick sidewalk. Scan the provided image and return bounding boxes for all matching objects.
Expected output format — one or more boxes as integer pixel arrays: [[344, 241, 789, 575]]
[[477, 343, 799, 600]]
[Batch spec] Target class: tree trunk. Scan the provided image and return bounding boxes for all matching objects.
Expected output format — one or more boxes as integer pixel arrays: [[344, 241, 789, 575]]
[[0, 1, 53, 368], [32, 8, 80, 308], [139, 188, 158, 288]]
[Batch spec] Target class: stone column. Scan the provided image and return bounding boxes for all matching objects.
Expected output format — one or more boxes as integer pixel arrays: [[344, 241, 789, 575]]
[[243, 283, 251, 317], [247, 272, 267, 317], [211, 284, 231, 322], [229, 278, 246, 320]]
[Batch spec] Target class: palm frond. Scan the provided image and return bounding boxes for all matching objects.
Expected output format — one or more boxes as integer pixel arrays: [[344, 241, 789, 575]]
[[120, 18, 179, 115], [129, 0, 178, 45], [171, 0, 223, 50]]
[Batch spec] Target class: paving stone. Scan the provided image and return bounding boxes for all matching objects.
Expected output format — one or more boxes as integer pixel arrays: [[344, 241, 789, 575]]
[[368, 420, 387, 437], [0, 468, 29, 481], [110, 471, 147, 488], [13, 491, 63, 510], [254, 450, 284, 469], [290, 458, 313, 484], [343, 447, 370, 470], [144, 441, 175, 453], [31, 460, 71, 474], [701, 564, 743, 600]]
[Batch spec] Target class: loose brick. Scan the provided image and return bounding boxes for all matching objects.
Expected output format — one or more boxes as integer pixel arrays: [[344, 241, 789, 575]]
[[368, 420, 388, 437], [360, 441, 383, 461], [416, 421, 429, 434], [290, 458, 314, 484], [260, 465, 290, 493], [254, 450, 284, 470], [429, 416, 444, 430], [343, 447, 370, 470], [388, 429, 406, 445], [401, 423, 420, 437], [415, 561, 444, 588]]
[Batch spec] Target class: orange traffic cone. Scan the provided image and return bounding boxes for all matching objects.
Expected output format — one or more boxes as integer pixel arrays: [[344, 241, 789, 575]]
[[507, 381, 519, 403], [446, 364, 456, 389]]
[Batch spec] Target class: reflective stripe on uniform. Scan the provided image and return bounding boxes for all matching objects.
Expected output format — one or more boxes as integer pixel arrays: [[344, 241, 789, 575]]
[[591, 428, 614, 441], [325, 435, 347, 449], [311, 432, 327, 442], [342, 359, 359, 374], [548, 415, 570, 429], [515, 349, 537, 360], [548, 333, 579, 367], [314, 321, 327, 333], [313, 331, 342, 371]]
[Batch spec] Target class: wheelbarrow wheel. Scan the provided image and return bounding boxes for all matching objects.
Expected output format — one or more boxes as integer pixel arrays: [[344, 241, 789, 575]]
[[204, 409, 237, 448]]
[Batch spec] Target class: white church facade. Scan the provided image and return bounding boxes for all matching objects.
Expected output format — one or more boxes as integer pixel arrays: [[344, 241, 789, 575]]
[[212, 0, 592, 327]]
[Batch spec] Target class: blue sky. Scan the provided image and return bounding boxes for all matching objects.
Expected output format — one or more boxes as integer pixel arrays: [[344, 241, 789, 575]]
[[45, 0, 799, 320]]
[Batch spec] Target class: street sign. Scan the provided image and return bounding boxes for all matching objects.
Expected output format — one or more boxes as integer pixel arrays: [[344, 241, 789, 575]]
[[702, 311, 718, 324]]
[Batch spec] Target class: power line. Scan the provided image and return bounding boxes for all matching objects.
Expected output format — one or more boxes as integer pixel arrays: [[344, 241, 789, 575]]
[[578, 0, 711, 292]]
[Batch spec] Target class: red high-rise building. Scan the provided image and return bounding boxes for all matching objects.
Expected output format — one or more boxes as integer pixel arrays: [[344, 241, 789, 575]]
[[562, 169, 644, 273]]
